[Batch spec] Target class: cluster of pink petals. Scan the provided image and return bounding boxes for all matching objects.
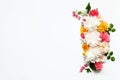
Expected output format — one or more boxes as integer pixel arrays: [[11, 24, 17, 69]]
[[72, 11, 81, 20], [80, 64, 88, 72], [95, 62, 103, 70], [89, 9, 99, 17], [100, 32, 110, 42]]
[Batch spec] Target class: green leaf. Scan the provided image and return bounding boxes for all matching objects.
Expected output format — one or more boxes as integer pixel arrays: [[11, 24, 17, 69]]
[[107, 56, 111, 60], [77, 11, 82, 15], [109, 51, 113, 56], [85, 2, 91, 13], [85, 68, 91, 73], [89, 63, 96, 70], [108, 27, 111, 31], [109, 23, 114, 28], [111, 57, 115, 61], [111, 28, 116, 32]]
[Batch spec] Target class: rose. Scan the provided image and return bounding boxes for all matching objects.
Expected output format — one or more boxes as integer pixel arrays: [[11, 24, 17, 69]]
[[89, 9, 99, 17], [94, 62, 103, 70], [100, 32, 110, 42]]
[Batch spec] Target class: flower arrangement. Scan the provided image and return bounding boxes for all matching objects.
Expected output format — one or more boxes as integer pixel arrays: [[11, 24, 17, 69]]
[[73, 3, 116, 73]]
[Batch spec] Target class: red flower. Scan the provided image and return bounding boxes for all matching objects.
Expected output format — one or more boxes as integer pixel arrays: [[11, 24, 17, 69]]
[[80, 33, 85, 39], [95, 62, 103, 70], [89, 9, 99, 17], [100, 32, 110, 42]]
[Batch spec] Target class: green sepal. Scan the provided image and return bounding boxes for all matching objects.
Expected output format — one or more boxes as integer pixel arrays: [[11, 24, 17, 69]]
[[85, 68, 92, 73], [85, 2, 91, 13], [89, 63, 96, 71]]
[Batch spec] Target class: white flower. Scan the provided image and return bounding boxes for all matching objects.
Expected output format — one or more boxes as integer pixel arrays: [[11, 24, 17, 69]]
[[84, 47, 102, 63], [96, 56, 107, 62], [85, 30, 101, 47], [99, 42, 110, 54], [84, 17, 100, 31]]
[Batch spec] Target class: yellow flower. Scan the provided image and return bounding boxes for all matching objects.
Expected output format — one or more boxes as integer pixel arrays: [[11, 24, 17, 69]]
[[82, 51, 86, 56], [82, 43, 89, 51], [80, 26, 88, 33], [97, 21, 108, 32]]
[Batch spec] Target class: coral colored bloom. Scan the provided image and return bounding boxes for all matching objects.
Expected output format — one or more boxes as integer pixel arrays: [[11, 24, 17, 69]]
[[89, 9, 99, 17], [94, 62, 103, 70], [80, 26, 88, 33], [82, 43, 89, 51], [80, 33, 85, 39], [97, 21, 108, 32], [100, 32, 110, 42]]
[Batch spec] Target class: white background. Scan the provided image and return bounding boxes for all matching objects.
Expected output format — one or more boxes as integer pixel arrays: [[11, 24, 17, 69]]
[[0, 0, 120, 80]]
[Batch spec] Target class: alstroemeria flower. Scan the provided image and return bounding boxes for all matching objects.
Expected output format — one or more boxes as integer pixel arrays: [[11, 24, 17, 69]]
[[94, 62, 103, 70], [100, 32, 110, 42]]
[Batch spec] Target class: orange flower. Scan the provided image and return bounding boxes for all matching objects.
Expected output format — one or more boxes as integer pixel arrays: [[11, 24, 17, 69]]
[[80, 26, 88, 33], [82, 43, 89, 51], [97, 21, 108, 32]]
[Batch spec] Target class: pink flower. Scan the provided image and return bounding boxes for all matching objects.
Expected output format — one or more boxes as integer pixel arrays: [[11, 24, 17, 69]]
[[80, 66, 85, 72], [80, 33, 85, 39], [95, 62, 103, 70], [89, 9, 99, 17], [100, 32, 110, 42], [72, 11, 81, 20], [80, 63, 88, 72]]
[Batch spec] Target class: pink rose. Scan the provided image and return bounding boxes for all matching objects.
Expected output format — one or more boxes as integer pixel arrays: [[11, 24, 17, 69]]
[[95, 62, 103, 70], [89, 9, 99, 17], [100, 32, 110, 42]]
